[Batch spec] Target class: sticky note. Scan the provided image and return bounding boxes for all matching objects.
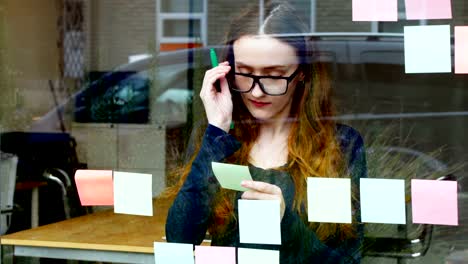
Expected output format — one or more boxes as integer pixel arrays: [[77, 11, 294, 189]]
[[113, 171, 153, 216], [211, 162, 253, 192], [352, 0, 398, 21], [238, 200, 281, 245], [74, 170, 113, 206], [411, 179, 458, 226], [154, 242, 194, 264], [455, 26, 468, 74], [405, 0, 452, 20], [195, 246, 235, 264], [360, 178, 406, 224], [404, 25, 451, 74], [307, 177, 352, 223], [238, 248, 279, 264]]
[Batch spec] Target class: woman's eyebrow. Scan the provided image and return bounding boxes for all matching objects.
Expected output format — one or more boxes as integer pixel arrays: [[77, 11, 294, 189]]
[[235, 61, 288, 70]]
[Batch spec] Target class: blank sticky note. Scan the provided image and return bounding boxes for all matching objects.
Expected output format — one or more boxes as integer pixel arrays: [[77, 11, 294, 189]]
[[404, 25, 451, 73], [238, 200, 281, 245], [352, 0, 398, 21], [211, 162, 253, 192], [411, 179, 458, 226], [360, 178, 406, 224], [308, 177, 352, 223], [75, 170, 113, 206], [405, 0, 452, 20], [455, 26, 468, 74], [195, 246, 235, 264], [238, 248, 279, 264], [114, 171, 153, 216], [154, 242, 194, 264]]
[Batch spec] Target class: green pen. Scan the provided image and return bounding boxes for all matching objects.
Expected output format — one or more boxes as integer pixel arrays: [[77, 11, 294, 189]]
[[210, 48, 233, 130], [210, 48, 221, 92]]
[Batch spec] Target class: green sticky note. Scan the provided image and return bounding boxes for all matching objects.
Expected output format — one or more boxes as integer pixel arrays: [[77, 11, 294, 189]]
[[211, 162, 253, 192]]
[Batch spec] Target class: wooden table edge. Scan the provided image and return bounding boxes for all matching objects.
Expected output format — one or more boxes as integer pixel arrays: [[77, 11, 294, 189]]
[[0, 238, 154, 254]]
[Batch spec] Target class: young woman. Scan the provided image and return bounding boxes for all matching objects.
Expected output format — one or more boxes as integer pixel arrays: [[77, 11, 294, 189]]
[[165, 1, 367, 263]]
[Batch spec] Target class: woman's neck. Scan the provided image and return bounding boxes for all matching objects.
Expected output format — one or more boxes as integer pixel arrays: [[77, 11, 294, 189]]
[[248, 118, 292, 169], [258, 117, 292, 139]]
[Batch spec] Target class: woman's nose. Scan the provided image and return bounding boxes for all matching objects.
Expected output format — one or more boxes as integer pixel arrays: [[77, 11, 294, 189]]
[[250, 81, 265, 97]]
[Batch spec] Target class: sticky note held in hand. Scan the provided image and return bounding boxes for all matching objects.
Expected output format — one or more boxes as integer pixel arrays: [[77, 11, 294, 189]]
[[211, 162, 253, 191]]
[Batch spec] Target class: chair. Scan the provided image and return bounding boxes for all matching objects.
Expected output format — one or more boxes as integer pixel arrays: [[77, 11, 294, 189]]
[[363, 146, 458, 263], [0, 152, 18, 235], [0, 132, 84, 229]]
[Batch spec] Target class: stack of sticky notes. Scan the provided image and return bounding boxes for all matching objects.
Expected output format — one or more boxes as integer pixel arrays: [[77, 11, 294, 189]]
[[211, 162, 253, 191], [75, 169, 153, 216]]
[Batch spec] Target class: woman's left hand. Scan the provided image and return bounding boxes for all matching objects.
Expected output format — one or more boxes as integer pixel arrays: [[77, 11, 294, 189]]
[[241, 180, 285, 220]]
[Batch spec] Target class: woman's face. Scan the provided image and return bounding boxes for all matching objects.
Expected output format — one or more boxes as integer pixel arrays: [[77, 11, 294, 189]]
[[232, 35, 301, 121]]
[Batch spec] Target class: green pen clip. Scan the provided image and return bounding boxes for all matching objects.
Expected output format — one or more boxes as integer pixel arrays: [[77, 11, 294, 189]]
[[210, 48, 221, 92]]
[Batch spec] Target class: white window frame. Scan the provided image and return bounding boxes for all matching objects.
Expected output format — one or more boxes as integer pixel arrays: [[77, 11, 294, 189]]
[[155, 0, 207, 47]]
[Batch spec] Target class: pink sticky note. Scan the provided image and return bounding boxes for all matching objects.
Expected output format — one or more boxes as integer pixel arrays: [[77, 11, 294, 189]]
[[195, 246, 235, 264], [411, 179, 458, 226], [352, 0, 398, 21], [75, 170, 114, 206], [455, 26, 468, 74], [405, 0, 452, 20]]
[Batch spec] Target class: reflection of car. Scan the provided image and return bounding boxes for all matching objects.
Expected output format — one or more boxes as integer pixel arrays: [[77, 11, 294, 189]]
[[74, 71, 151, 123], [32, 33, 465, 132], [31, 47, 216, 131]]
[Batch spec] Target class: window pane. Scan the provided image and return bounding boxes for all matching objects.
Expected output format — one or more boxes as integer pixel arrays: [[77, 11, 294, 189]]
[[379, 20, 421, 33], [163, 19, 201, 38]]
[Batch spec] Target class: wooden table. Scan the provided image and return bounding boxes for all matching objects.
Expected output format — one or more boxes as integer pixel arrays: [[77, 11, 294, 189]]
[[0, 198, 178, 264]]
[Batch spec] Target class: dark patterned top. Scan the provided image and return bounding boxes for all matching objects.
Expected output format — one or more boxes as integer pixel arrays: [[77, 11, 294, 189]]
[[166, 124, 367, 264]]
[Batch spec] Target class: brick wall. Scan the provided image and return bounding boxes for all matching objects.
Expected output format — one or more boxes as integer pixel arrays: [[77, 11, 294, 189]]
[[87, 0, 156, 71], [316, 0, 371, 32]]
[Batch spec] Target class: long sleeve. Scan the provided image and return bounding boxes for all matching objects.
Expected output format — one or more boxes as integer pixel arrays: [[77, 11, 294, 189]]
[[280, 125, 367, 264], [165, 124, 241, 244]]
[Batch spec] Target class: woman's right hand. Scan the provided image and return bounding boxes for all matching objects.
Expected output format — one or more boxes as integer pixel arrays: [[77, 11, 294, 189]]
[[199, 61, 233, 132]]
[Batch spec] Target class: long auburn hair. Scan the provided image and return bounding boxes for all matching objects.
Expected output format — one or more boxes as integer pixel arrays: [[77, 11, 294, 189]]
[[164, 0, 357, 242]]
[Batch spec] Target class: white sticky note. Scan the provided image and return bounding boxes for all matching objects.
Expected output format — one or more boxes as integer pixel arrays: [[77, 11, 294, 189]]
[[237, 248, 279, 264], [238, 200, 281, 245], [307, 177, 352, 223], [114, 171, 153, 216], [360, 178, 406, 224], [211, 162, 253, 192], [404, 25, 451, 73], [154, 242, 194, 264]]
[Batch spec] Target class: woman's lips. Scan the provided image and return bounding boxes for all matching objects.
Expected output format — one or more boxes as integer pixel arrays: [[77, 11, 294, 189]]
[[249, 99, 271, 107]]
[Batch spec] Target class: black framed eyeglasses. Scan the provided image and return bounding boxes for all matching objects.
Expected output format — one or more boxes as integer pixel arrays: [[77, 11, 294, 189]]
[[229, 67, 300, 96]]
